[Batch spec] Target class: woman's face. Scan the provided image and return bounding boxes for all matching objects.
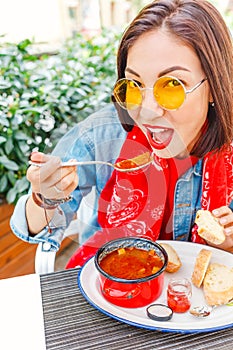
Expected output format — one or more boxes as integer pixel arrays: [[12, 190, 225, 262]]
[[125, 29, 212, 158]]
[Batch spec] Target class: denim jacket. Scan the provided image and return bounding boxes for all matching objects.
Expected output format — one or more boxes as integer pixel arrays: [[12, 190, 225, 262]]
[[10, 104, 126, 251], [10, 103, 205, 252]]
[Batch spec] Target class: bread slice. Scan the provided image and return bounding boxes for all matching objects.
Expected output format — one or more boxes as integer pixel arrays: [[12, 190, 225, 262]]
[[203, 263, 233, 306], [195, 210, 225, 245], [191, 248, 212, 287], [160, 243, 182, 273], [115, 152, 152, 170]]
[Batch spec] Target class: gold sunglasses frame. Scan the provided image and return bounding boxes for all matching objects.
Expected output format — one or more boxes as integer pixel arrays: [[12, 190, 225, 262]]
[[113, 76, 207, 111]]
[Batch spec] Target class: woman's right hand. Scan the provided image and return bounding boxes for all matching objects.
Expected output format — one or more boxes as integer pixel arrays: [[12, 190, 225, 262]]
[[27, 151, 79, 199]]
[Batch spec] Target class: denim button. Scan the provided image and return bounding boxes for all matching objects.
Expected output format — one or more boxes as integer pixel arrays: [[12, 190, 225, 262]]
[[43, 242, 51, 251]]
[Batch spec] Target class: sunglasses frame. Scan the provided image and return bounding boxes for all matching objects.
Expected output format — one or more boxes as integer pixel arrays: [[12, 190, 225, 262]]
[[113, 75, 207, 111]]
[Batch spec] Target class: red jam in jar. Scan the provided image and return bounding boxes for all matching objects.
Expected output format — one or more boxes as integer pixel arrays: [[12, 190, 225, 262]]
[[167, 278, 192, 313]]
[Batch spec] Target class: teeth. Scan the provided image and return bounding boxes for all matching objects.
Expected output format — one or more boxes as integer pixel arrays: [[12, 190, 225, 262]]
[[147, 127, 166, 141], [148, 127, 166, 134]]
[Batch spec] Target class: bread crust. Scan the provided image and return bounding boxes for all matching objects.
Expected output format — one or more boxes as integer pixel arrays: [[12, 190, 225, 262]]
[[191, 249, 212, 288], [195, 210, 225, 245], [203, 263, 233, 306], [160, 243, 182, 273]]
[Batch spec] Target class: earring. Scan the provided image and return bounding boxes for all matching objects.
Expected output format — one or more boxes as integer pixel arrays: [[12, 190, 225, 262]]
[[210, 102, 215, 107]]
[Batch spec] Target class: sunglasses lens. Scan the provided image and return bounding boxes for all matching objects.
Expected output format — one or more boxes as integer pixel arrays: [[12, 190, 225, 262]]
[[154, 77, 185, 110], [113, 79, 142, 110]]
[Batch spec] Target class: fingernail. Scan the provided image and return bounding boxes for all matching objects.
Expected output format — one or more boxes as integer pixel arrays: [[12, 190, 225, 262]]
[[220, 218, 227, 224], [29, 151, 37, 160], [224, 227, 231, 235], [212, 209, 218, 215]]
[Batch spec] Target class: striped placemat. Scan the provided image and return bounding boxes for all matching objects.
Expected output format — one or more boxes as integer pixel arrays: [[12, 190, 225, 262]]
[[40, 268, 233, 350]]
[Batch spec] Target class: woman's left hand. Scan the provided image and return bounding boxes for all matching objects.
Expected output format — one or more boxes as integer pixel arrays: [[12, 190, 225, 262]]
[[211, 206, 233, 253]]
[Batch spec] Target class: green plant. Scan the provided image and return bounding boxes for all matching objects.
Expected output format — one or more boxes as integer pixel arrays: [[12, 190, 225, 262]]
[[0, 30, 120, 203]]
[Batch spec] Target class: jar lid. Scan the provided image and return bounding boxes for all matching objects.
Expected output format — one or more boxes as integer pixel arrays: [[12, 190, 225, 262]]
[[146, 303, 173, 322]]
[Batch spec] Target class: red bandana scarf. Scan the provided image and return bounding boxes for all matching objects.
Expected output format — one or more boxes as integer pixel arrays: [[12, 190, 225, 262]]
[[66, 126, 233, 268]]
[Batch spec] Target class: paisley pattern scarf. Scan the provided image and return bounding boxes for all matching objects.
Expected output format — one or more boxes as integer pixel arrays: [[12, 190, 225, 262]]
[[66, 126, 233, 268]]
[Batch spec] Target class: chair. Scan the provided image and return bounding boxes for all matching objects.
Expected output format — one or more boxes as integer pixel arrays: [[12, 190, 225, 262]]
[[35, 218, 79, 274]]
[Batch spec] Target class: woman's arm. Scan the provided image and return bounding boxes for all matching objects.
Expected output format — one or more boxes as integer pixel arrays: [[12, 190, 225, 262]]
[[26, 152, 78, 234], [25, 196, 56, 235], [10, 105, 126, 249]]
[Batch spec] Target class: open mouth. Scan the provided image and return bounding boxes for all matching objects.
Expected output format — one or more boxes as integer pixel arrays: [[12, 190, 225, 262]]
[[143, 125, 174, 150]]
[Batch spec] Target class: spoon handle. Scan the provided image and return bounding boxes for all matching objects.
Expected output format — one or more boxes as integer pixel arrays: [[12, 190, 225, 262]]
[[29, 160, 114, 168], [28, 158, 152, 172]]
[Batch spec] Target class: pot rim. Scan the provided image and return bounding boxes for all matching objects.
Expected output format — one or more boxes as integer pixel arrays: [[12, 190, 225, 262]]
[[94, 237, 168, 284]]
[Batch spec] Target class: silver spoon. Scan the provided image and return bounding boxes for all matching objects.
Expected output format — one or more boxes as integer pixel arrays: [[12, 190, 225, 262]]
[[189, 305, 216, 317], [189, 298, 233, 318], [28, 153, 153, 173]]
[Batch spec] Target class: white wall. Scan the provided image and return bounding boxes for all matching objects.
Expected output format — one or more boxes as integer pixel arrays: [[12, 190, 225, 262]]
[[0, 0, 69, 45]]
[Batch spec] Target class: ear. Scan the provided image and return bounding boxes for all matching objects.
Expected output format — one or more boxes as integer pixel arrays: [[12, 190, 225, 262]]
[[208, 90, 214, 104]]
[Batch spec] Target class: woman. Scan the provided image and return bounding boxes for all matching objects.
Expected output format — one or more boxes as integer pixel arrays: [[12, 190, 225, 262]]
[[11, 0, 233, 266]]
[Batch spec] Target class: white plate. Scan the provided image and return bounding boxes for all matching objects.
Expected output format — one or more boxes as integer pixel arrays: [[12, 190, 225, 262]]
[[78, 240, 233, 333]]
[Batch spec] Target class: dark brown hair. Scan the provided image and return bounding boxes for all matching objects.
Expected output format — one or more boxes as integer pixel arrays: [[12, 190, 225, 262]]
[[112, 0, 233, 157]]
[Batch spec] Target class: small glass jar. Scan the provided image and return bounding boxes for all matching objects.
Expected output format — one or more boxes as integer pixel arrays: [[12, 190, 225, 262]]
[[167, 278, 192, 313]]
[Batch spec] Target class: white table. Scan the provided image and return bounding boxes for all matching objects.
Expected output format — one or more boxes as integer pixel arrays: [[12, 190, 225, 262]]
[[0, 274, 46, 350]]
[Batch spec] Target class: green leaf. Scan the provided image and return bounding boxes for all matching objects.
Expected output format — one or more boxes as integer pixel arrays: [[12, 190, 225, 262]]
[[14, 176, 29, 192], [76, 88, 88, 96], [6, 187, 17, 203], [0, 136, 7, 144], [0, 174, 8, 192], [0, 115, 10, 127], [0, 81, 12, 89], [7, 171, 17, 185], [18, 141, 30, 154], [0, 155, 19, 170], [21, 107, 46, 114], [4, 137, 14, 154], [17, 39, 32, 51], [14, 131, 30, 140]]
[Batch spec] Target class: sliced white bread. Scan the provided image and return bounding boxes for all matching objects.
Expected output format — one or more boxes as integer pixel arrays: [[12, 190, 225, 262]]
[[191, 248, 212, 288], [115, 152, 152, 169], [160, 243, 182, 273], [132, 151, 152, 165], [195, 210, 225, 245], [203, 263, 233, 306]]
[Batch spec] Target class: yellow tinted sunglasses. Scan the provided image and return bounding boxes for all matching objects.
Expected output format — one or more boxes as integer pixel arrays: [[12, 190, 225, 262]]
[[113, 76, 207, 111]]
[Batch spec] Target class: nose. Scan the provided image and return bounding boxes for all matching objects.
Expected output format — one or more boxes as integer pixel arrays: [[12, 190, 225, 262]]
[[141, 87, 165, 118]]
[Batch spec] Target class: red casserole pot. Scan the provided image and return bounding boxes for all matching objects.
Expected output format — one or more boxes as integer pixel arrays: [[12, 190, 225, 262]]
[[94, 237, 168, 308]]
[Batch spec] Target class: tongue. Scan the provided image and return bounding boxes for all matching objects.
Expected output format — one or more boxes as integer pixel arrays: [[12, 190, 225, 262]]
[[152, 129, 173, 144]]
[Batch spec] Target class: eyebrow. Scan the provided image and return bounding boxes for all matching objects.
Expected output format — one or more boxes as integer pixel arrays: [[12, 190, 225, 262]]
[[125, 66, 190, 77], [159, 66, 190, 77]]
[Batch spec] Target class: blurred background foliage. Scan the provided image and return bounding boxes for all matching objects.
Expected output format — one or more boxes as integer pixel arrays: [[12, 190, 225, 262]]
[[0, 30, 120, 203], [210, 0, 233, 31], [0, 0, 232, 204]]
